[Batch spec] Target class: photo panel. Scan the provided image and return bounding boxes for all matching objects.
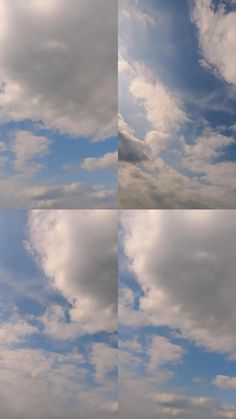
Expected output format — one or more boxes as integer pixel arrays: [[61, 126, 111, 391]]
[[0, 210, 117, 418], [119, 0, 236, 209], [119, 210, 236, 418], [0, 0, 117, 209]]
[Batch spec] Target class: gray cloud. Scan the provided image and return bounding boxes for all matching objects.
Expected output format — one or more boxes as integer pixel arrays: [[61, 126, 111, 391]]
[[0, 179, 116, 209], [118, 114, 149, 163], [27, 210, 117, 335], [121, 211, 236, 356], [0, 0, 117, 139]]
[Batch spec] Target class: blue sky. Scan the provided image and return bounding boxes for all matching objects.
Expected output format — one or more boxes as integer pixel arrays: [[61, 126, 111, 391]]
[[119, 0, 236, 209], [0, 0, 117, 209], [119, 210, 236, 418], [0, 210, 117, 419]]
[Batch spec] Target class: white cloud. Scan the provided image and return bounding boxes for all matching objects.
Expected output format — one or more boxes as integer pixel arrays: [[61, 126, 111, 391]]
[[27, 210, 117, 336], [0, 179, 116, 209], [10, 130, 51, 170], [183, 129, 234, 161], [121, 211, 236, 356], [119, 118, 236, 209], [120, 379, 236, 419], [119, 0, 155, 28], [0, 346, 117, 419], [90, 342, 117, 383], [0, 0, 117, 139], [0, 317, 36, 345], [146, 393, 236, 418], [118, 114, 149, 163], [129, 65, 189, 135], [147, 336, 184, 373], [213, 375, 236, 390], [192, 0, 236, 84], [81, 151, 118, 171]]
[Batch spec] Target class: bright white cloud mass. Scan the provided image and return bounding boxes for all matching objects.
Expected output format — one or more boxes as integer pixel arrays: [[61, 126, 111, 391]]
[[119, 0, 236, 208], [0, 210, 117, 418], [0, 0, 117, 208], [119, 210, 236, 419]]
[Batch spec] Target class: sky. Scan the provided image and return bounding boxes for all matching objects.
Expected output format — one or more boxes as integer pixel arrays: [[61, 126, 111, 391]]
[[119, 0, 236, 209], [0, 0, 117, 209], [119, 210, 236, 419], [0, 210, 117, 418]]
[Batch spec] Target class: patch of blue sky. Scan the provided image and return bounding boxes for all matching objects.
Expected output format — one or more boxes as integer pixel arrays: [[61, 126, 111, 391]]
[[120, 1, 236, 138], [119, 316, 236, 409], [0, 119, 117, 189]]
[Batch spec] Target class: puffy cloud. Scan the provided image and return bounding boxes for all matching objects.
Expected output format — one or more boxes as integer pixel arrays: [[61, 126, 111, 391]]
[[0, 179, 116, 209], [119, 118, 236, 209], [81, 151, 118, 171], [119, 160, 221, 209], [147, 336, 184, 373], [118, 114, 149, 163], [0, 0, 117, 139], [145, 393, 236, 419], [192, 0, 236, 85], [183, 129, 234, 162], [120, 379, 236, 419], [0, 346, 117, 419], [10, 130, 51, 170], [121, 211, 236, 356], [118, 0, 236, 210], [0, 317, 36, 345], [27, 210, 117, 335], [90, 342, 117, 383], [129, 65, 189, 135], [213, 375, 236, 390]]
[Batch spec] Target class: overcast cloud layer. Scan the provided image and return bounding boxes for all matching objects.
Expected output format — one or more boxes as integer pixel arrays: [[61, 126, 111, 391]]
[[119, 0, 236, 208], [0, 0, 117, 208], [119, 210, 236, 419]]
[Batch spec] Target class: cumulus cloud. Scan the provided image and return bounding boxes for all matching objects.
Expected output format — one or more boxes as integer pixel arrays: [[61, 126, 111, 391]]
[[119, 119, 236, 209], [129, 65, 189, 135], [192, 0, 236, 85], [119, 334, 184, 378], [121, 211, 236, 357], [147, 336, 184, 374], [81, 151, 118, 171], [0, 316, 36, 345], [10, 130, 51, 171], [0, 0, 117, 139], [118, 0, 236, 209], [118, 114, 149, 163], [213, 375, 236, 390], [183, 129, 234, 162], [0, 345, 117, 419], [0, 211, 117, 419], [0, 179, 116, 209], [120, 376, 236, 419], [90, 342, 117, 383], [27, 210, 117, 336]]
